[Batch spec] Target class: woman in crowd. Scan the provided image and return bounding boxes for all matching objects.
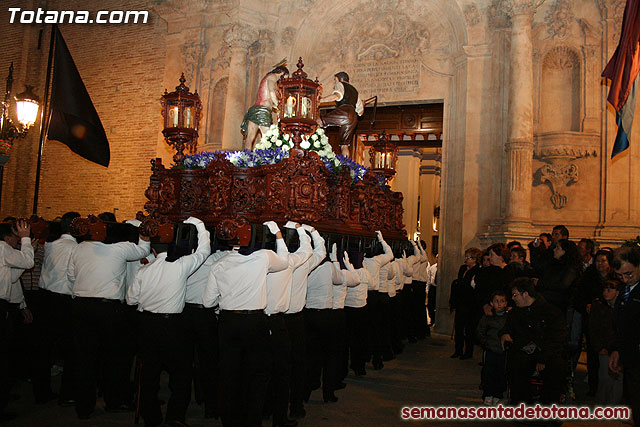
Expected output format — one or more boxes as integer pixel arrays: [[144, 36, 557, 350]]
[[449, 247, 482, 359]]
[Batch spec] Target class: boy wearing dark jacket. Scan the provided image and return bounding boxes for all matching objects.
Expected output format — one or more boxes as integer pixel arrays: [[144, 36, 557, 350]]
[[476, 291, 508, 405]]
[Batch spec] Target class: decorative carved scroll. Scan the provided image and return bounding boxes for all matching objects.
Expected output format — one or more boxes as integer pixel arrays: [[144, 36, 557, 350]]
[[539, 163, 578, 209]]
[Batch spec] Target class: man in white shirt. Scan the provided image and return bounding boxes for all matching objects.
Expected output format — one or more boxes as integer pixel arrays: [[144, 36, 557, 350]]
[[329, 247, 359, 394], [265, 222, 312, 427], [427, 252, 439, 333], [304, 243, 358, 403], [203, 221, 288, 427], [183, 245, 228, 420], [285, 224, 325, 420], [68, 216, 150, 420], [126, 217, 209, 427], [363, 231, 393, 370], [345, 251, 374, 377], [412, 240, 430, 339], [0, 219, 33, 418], [35, 211, 80, 406]]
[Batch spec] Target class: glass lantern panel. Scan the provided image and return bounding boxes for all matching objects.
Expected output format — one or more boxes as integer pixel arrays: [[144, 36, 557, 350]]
[[284, 92, 297, 118], [15, 99, 39, 128], [168, 105, 180, 128], [301, 97, 312, 118], [184, 106, 193, 128]]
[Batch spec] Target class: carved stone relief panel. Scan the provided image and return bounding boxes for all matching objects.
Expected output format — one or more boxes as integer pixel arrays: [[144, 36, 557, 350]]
[[537, 163, 578, 209], [299, 0, 456, 100]]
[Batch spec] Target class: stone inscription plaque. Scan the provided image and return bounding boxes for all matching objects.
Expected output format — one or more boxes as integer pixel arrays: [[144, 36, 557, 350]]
[[346, 58, 420, 98]]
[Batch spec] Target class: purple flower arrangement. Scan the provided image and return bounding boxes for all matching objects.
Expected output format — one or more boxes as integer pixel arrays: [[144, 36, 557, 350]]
[[176, 148, 374, 184]]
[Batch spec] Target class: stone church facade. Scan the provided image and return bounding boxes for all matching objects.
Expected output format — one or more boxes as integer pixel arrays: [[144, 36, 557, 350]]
[[0, 0, 636, 332]]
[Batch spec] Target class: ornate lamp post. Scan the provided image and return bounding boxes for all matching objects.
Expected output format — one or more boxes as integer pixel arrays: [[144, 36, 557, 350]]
[[368, 131, 398, 184], [277, 57, 321, 151], [0, 62, 40, 211], [160, 73, 202, 165]]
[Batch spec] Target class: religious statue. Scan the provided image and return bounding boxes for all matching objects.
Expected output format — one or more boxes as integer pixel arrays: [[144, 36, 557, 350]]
[[318, 71, 364, 157], [240, 64, 290, 150]]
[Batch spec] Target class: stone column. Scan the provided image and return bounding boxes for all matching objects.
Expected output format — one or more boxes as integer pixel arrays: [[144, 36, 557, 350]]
[[392, 149, 422, 239], [502, 0, 544, 222], [221, 24, 257, 151]]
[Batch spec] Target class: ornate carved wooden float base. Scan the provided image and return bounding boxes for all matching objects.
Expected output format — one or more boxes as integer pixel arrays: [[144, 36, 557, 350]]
[[142, 149, 406, 240]]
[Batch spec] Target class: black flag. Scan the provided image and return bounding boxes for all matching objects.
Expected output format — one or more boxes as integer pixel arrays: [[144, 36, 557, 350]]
[[47, 26, 110, 167]]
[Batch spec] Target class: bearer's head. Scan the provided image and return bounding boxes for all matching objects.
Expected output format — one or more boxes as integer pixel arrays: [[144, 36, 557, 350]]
[[602, 279, 621, 303]]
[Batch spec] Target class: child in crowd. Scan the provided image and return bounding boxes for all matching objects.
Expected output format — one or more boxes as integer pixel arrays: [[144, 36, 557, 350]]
[[476, 291, 508, 406], [589, 278, 623, 405]]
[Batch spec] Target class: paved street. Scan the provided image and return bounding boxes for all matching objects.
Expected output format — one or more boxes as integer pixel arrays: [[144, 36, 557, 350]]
[[2, 333, 629, 426]]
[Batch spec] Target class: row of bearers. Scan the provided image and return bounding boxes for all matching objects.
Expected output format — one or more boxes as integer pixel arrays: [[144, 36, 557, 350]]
[[1, 215, 431, 427]]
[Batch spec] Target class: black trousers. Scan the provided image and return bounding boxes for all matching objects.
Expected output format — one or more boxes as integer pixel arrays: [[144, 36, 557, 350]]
[[427, 285, 437, 329], [0, 300, 12, 413], [285, 312, 305, 413], [412, 281, 428, 338], [454, 308, 477, 356], [389, 294, 403, 353], [399, 286, 412, 340], [218, 311, 270, 427], [72, 298, 132, 417], [345, 306, 368, 373], [183, 305, 218, 415], [265, 314, 291, 424], [304, 308, 336, 394], [482, 350, 507, 399], [138, 312, 192, 426], [624, 362, 640, 427], [508, 351, 565, 405], [333, 309, 348, 383], [33, 290, 75, 402], [366, 291, 382, 363]]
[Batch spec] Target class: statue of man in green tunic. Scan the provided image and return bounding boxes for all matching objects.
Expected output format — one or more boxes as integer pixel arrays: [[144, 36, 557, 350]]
[[241, 65, 289, 150]]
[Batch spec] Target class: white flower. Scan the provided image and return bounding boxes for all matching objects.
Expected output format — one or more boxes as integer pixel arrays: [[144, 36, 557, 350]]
[[271, 136, 277, 143], [300, 140, 311, 150], [282, 144, 290, 151], [275, 140, 282, 146], [317, 128, 325, 136], [321, 136, 329, 144], [333, 158, 340, 167], [311, 134, 318, 141], [327, 152, 336, 160], [313, 140, 321, 148], [284, 134, 290, 141]]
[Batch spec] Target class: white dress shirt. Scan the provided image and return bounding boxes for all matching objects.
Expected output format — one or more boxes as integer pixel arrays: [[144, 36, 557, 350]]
[[203, 239, 289, 310], [286, 230, 326, 314], [185, 250, 229, 305], [378, 262, 394, 294], [1, 238, 34, 303], [363, 239, 393, 291], [305, 261, 344, 309], [39, 234, 77, 295], [332, 266, 360, 309], [127, 221, 210, 313], [125, 253, 155, 295], [69, 238, 151, 301], [345, 268, 373, 308], [427, 262, 438, 288], [266, 228, 312, 315]]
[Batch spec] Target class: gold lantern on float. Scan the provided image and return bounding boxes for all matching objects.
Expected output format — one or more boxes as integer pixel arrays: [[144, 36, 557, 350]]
[[277, 57, 321, 151], [160, 74, 202, 164], [368, 131, 398, 184]]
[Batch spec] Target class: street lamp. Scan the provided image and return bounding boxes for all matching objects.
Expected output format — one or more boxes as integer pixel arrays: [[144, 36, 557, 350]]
[[0, 63, 40, 147], [0, 62, 40, 212]]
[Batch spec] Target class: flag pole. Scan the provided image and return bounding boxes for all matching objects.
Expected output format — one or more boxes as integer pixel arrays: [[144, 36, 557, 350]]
[[32, 24, 56, 215]]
